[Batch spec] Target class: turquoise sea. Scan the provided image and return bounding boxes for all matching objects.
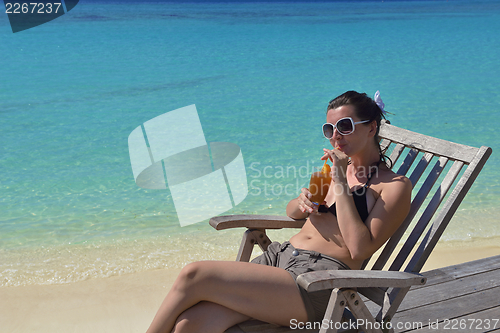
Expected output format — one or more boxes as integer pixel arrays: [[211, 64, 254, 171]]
[[1, 0, 500, 287]]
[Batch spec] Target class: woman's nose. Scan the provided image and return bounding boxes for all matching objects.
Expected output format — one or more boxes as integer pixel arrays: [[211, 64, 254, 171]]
[[332, 127, 343, 140]]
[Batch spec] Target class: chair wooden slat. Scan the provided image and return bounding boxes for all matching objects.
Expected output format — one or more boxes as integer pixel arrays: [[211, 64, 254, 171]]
[[407, 152, 434, 187], [379, 122, 479, 163], [380, 138, 391, 154], [379, 148, 491, 324], [406, 146, 492, 273], [361, 151, 433, 270], [371, 156, 448, 271], [388, 143, 405, 166], [210, 215, 306, 230], [396, 148, 419, 176], [391, 159, 463, 272]]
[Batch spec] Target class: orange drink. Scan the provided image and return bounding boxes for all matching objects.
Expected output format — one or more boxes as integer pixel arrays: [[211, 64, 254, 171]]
[[309, 161, 332, 205]]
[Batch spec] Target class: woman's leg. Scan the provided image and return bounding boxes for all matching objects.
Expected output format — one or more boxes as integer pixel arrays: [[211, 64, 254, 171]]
[[171, 301, 250, 333], [146, 260, 309, 333]]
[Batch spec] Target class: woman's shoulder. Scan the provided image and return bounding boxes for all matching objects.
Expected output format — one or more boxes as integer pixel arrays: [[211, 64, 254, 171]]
[[375, 165, 412, 193]]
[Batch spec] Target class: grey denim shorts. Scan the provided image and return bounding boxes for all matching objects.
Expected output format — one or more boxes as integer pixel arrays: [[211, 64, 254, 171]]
[[250, 241, 350, 323]]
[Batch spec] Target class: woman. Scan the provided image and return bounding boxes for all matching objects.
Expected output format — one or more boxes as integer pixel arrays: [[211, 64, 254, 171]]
[[146, 91, 412, 333]]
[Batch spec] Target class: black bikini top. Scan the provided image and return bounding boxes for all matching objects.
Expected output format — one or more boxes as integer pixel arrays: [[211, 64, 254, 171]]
[[318, 162, 379, 222], [318, 188, 369, 222]]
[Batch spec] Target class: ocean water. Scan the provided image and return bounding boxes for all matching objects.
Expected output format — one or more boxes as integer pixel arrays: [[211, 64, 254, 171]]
[[1, 0, 500, 287]]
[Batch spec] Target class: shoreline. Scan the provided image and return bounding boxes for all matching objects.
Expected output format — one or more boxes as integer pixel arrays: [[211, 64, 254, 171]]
[[1, 238, 499, 333], [421, 238, 500, 271]]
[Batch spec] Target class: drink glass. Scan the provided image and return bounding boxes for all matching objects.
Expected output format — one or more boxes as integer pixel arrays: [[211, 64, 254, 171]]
[[309, 162, 331, 206]]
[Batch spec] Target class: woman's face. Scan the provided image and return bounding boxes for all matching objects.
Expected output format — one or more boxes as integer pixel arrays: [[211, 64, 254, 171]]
[[326, 104, 373, 156]]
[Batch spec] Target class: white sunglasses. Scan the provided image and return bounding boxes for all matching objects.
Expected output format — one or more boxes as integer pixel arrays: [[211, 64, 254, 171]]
[[322, 117, 371, 138]]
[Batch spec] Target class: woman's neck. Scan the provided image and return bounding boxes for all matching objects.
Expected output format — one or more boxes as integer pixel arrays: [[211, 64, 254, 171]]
[[348, 148, 381, 180]]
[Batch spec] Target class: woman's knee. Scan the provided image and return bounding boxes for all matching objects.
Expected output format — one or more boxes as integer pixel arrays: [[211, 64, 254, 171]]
[[174, 261, 210, 292]]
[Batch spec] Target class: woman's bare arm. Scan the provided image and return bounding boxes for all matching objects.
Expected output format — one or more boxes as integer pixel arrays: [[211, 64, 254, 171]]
[[335, 175, 412, 260]]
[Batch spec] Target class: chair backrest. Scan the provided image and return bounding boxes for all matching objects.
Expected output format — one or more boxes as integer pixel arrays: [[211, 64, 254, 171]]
[[362, 120, 492, 274]]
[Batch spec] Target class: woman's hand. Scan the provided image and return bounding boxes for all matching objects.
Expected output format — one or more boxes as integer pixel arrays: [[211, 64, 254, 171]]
[[297, 187, 324, 214], [322, 148, 349, 181]]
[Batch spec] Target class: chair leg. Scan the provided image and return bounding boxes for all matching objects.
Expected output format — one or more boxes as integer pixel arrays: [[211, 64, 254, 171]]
[[236, 229, 257, 262], [376, 286, 410, 328], [344, 291, 385, 333], [236, 229, 272, 262], [319, 288, 348, 333], [251, 229, 272, 253]]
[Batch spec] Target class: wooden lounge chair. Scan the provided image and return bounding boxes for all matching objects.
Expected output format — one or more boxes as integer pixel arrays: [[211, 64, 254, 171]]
[[209, 121, 492, 333]]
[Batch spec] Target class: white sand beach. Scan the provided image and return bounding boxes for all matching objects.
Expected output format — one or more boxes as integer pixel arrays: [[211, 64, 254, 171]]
[[1, 238, 499, 333]]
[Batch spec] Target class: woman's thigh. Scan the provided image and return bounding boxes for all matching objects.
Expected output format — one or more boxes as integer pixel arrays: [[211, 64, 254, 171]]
[[180, 260, 308, 326]]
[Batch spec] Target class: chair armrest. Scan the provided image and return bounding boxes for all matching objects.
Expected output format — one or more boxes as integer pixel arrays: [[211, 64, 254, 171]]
[[296, 270, 426, 292], [209, 214, 306, 230]]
